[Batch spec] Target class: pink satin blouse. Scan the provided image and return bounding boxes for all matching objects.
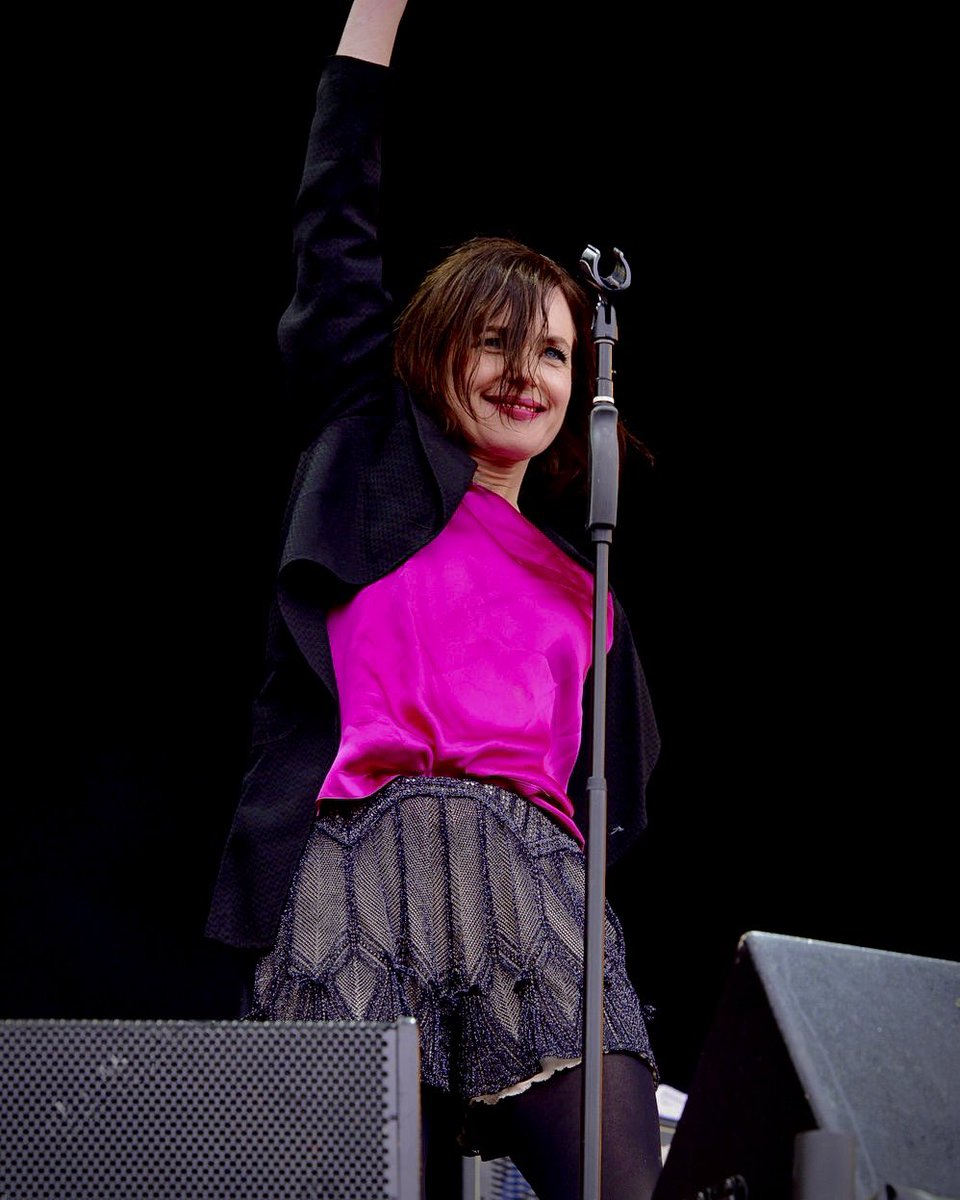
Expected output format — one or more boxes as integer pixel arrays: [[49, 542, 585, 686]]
[[317, 483, 613, 844]]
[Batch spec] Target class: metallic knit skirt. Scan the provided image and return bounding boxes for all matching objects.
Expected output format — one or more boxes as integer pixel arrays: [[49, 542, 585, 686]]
[[248, 776, 657, 1103]]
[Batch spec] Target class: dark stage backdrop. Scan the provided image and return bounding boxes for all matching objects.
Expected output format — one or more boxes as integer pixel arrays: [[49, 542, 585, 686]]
[[6, 3, 954, 1093]]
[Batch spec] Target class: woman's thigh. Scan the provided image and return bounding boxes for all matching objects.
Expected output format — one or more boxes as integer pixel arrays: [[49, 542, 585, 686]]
[[466, 1054, 662, 1200]]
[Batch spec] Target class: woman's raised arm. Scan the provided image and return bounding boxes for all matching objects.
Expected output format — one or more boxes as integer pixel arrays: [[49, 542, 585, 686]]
[[337, 0, 409, 66]]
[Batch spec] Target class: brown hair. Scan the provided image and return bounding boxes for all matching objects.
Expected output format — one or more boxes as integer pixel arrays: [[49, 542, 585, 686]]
[[393, 236, 638, 498]]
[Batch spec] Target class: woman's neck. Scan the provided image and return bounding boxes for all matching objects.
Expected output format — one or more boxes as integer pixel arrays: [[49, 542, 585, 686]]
[[471, 460, 527, 510]]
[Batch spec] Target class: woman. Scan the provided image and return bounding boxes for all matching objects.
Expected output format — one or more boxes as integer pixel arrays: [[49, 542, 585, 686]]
[[205, 1, 663, 1195]]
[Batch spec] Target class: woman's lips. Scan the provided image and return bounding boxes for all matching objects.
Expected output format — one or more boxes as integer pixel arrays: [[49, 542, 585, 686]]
[[491, 397, 545, 421]]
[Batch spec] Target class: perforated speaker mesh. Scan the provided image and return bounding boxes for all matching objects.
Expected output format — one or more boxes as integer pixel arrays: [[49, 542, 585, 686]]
[[0, 1018, 421, 1199]]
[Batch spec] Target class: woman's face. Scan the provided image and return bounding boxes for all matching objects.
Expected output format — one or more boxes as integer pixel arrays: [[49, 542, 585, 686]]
[[451, 290, 576, 470]]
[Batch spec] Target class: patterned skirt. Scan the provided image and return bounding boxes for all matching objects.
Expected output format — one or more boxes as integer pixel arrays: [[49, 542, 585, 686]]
[[248, 776, 657, 1104]]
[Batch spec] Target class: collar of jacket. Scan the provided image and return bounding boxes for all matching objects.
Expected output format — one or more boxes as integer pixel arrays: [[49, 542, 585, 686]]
[[277, 387, 476, 687]]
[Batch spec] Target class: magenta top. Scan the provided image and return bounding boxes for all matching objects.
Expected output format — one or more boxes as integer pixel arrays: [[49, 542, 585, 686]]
[[317, 483, 613, 844]]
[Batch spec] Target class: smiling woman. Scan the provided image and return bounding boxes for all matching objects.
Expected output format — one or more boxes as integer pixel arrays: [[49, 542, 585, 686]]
[[447, 295, 575, 496], [203, 1, 664, 1198], [392, 233, 615, 509], [410, 290, 574, 504]]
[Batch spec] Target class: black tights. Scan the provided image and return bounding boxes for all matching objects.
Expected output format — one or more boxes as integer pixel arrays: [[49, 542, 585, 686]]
[[422, 1054, 662, 1200]]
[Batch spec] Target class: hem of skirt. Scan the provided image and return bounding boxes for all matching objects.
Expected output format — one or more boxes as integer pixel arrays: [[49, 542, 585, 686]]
[[471, 1056, 582, 1104], [436, 1043, 660, 1103]]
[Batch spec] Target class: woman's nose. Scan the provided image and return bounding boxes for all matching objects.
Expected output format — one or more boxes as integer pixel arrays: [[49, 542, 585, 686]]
[[521, 351, 541, 382]]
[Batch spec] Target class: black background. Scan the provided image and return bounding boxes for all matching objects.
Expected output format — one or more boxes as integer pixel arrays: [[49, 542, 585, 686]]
[[5, 3, 954, 1094]]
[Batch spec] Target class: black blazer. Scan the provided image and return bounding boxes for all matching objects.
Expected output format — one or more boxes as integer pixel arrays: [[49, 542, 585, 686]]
[[205, 56, 660, 952]]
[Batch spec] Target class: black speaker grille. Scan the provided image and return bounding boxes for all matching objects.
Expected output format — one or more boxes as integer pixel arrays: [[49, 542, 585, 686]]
[[0, 1018, 420, 1200]]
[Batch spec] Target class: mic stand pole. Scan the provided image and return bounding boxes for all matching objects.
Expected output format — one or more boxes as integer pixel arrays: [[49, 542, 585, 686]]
[[578, 244, 631, 1200]]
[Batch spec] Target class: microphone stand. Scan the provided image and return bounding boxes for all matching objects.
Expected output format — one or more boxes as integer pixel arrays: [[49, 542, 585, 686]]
[[578, 244, 631, 1200]]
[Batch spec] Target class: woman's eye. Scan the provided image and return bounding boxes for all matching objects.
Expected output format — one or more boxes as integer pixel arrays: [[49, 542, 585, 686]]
[[482, 334, 503, 350], [544, 346, 568, 363]]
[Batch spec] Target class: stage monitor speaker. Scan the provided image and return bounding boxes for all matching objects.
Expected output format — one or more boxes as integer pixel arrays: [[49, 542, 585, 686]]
[[653, 931, 960, 1200], [0, 1017, 421, 1200]]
